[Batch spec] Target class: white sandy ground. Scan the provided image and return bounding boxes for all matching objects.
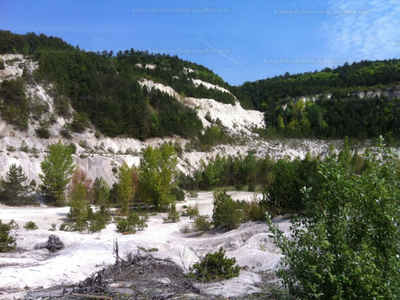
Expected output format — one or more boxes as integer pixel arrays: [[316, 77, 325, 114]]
[[0, 191, 291, 299]]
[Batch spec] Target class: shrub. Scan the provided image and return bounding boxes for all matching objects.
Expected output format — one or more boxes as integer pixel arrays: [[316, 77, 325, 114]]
[[19, 141, 29, 153], [0, 220, 16, 252], [247, 183, 255, 192], [171, 186, 185, 201], [180, 223, 192, 233], [60, 129, 72, 139], [188, 191, 198, 198], [35, 124, 51, 139], [24, 221, 38, 230], [69, 112, 90, 133], [212, 190, 241, 230], [163, 205, 180, 223], [78, 140, 88, 149], [115, 211, 147, 234], [189, 247, 240, 282], [237, 198, 266, 222], [193, 215, 211, 232], [0, 78, 29, 130], [88, 211, 107, 233], [204, 111, 213, 123], [267, 138, 400, 299], [234, 183, 243, 191], [182, 204, 199, 219]]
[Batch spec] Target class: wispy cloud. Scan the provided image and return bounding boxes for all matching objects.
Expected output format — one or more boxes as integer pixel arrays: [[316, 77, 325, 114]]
[[326, 0, 400, 62]]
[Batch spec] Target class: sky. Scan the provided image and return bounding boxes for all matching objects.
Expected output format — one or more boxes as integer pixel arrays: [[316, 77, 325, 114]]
[[1, 0, 400, 86]]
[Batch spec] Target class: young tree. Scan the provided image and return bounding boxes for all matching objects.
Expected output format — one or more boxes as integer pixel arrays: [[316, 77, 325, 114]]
[[40, 141, 75, 206], [138, 144, 178, 211], [69, 167, 93, 203], [267, 138, 400, 299], [67, 182, 90, 230], [93, 177, 110, 216], [117, 161, 134, 215], [0, 164, 32, 206], [212, 190, 241, 230], [0, 220, 16, 252]]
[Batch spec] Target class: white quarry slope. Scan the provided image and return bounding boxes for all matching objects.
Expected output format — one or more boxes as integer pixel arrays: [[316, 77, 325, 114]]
[[139, 78, 264, 134], [0, 191, 290, 299], [190, 78, 232, 95], [0, 54, 345, 186]]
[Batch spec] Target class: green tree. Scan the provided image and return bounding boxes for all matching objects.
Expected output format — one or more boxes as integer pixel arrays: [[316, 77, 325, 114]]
[[212, 190, 241, 230], [138, 144, 178, 211], [40, 141, 75, 206], [0, 164, 32, 206], [117, 161, 134, 216], [67, 182, 90, 230], [264, 159, 301, 215], [277, 114, 285, 132], [267, 138, 400, 299], [0, 220, 16, 252], [93, 177, 110, 216]]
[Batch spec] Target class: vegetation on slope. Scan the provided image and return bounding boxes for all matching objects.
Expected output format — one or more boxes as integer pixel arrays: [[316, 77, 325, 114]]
[[234, 59, 400, 139], [0, 30, 239, 140], [235, 59, 400, 110]]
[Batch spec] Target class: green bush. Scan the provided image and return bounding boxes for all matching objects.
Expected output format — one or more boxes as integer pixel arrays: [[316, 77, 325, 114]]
[[189, 247, 240, 282], [182, 204, 199, 219], [237, 198, 266, 222], [115, 211, 147, 234], [163, 205, 180, 223], [35, 126, 51, 139], [0, 220, 16, 252], [171, 186, 185, 201], [212, 190, 242, 230], [193, 215, 211, 232], [267, 138, 400, 299], [69, 112, 90, 133], [0, 78, 29, 130], [60, 129, 72, 139], [88, 211, 107, 233], [24, 221, 38, 230]]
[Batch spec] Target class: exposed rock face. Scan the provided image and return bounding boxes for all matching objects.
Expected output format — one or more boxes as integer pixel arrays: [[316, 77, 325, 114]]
[[352, 85, 400, 99]]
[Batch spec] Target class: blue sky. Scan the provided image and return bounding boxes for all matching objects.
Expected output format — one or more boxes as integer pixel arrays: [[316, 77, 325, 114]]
[[1, 0, 399, 85]]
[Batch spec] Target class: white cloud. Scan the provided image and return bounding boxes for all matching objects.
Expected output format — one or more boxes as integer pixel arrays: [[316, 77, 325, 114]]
[[327, 0, 400, 62]]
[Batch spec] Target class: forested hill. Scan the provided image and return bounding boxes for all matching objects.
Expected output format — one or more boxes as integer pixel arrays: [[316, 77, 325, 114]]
[[233, 60, 400, 140], [234, 59, 400, 111], [0, 30, 238, 140]]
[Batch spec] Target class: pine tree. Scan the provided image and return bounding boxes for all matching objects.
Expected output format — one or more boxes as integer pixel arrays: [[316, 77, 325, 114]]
[[117, 161, 134, 216], [0, 164, 32, 206], [67, 182, 90, 230]]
